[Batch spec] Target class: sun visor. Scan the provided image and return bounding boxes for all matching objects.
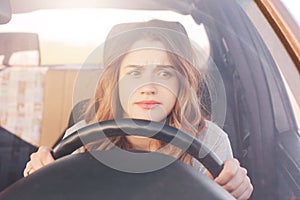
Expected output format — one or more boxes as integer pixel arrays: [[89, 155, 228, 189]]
[[0, 0, 11, 24]]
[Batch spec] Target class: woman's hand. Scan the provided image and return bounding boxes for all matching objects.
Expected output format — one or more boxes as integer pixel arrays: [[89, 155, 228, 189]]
[[23, 146, 55, 177], [214, 158, 253, 200]]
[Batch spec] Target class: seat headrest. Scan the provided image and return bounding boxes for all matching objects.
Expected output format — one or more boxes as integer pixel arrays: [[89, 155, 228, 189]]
[[0, 32, 40, 67]]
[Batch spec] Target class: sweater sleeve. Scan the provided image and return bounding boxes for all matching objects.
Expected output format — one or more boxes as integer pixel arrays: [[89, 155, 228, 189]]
[[62, 120, 87, 153], [207, 121, 233, 161], [193, 120, 233, 173], [63, 120, 87, 139]]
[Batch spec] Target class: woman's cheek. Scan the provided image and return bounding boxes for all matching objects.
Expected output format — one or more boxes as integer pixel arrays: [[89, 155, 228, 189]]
[[118, 78, 136, 115]]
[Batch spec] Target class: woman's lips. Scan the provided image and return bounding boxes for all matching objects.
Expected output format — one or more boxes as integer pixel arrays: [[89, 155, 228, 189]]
[[134, 100, 161, 110]]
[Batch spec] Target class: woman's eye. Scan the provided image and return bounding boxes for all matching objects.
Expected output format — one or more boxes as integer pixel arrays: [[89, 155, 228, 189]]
[[158, 71, 173, 78], [127, 70, 141, 76]]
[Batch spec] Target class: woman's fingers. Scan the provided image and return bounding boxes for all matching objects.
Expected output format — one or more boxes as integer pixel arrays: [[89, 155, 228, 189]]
[[215, 158, 240, 186], [23, 146, 54, 177], [214, 158, 253, 200], [23, 162, 34, 177], [223, 166, 247, 193], [232, 176, 253, 200], [38, 146, 55, 165], [29, 152, 44, 169], [237, 181, 253, 200]]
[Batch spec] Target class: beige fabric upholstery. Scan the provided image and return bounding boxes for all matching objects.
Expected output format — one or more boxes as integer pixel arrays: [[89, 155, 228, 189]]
[[0, 65, 99, 146], [0, 67, 48, 145], [40, 67, 100, 147]]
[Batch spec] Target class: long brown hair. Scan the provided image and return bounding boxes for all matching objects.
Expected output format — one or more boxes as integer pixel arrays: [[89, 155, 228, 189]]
[[84, 19, 207, 165]]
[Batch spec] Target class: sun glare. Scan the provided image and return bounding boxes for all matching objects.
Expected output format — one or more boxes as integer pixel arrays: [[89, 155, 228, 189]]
[[0, 9, 209, 65]]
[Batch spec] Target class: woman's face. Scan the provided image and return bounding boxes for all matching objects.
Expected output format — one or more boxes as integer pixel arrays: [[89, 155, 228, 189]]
[[118, 40, 179, 122]]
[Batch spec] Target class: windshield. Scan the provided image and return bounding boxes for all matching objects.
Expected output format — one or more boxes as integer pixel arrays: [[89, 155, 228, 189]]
[[0, 9, 210, 66]]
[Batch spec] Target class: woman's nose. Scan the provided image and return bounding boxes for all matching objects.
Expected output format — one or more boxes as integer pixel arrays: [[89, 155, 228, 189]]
[[139, 84, 157, 95]]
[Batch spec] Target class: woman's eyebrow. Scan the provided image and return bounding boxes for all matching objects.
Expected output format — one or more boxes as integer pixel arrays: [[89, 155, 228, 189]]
[[124, 65, 144, 69], [156, 64, 175, 69], [123, 64, 175, 70]]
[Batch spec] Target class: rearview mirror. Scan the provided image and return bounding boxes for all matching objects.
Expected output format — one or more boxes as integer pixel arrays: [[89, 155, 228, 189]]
[[0, 0, 11, 24]]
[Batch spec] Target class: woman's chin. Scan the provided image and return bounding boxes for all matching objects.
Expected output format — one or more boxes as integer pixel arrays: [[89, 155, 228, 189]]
[[128, 115, 165, 122]]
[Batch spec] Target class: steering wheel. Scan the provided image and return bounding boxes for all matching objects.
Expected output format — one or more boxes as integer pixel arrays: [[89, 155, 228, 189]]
[[0, 119, 234, 200]]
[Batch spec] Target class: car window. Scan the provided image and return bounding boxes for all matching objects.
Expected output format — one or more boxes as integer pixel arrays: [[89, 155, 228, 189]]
[[238, 0, 300, 129], [0, 9, 210, 66]]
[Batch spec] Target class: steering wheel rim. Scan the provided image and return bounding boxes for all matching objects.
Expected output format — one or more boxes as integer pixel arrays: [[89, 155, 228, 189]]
[[0, 119, 235, 200], [52, 119, 224, 178], [0, 151, 234, 200]]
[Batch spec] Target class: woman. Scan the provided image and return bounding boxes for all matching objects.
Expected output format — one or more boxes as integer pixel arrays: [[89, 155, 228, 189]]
[[24, 19, 253, 199]]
